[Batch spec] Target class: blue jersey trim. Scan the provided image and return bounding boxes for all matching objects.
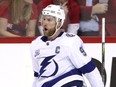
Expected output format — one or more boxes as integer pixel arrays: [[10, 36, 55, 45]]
[[42, 69, 82, 87], [34, 71, 38, 77], [62, 80, 83, 87], [79, 59, 96, 74]]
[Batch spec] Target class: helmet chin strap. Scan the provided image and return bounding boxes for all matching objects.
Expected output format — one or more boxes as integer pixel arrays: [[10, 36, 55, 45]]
[[49, 19, 63, 39]]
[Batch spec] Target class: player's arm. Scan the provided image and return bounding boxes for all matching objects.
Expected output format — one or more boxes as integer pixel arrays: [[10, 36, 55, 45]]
[[69, 36, 104, 87], [30, 42, 40, 87]]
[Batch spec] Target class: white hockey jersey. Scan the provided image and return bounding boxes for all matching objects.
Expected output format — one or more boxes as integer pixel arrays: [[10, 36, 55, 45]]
[[30, 32, 104, 87]]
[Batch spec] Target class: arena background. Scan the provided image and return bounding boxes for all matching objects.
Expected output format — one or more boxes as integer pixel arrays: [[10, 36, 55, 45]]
[[0, 37, 116, 87]]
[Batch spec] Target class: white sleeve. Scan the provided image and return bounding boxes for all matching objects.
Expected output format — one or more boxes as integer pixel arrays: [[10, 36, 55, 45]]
[[68, 36, 104, 87], [30, 42, 39, 74], [32, 77, 38, 87], [30, 42, 39, 87], [84, 68, 104, 87], [69, 36, 92, 68]]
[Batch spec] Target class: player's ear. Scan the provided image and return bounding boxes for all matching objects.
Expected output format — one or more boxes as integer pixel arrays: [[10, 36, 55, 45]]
[[57, 19, 62, 28], [57, 22, 61, 28]]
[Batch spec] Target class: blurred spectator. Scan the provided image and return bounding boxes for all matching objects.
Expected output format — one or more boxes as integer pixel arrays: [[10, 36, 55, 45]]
[[77, 0, 108, 36], [98, 0, 116, 36], [0, 0, 7, 15], [0, 0, 38, 37], [33, 0, 40, 5], [36, 0, 80, 35], [0, 0, 2, 2]]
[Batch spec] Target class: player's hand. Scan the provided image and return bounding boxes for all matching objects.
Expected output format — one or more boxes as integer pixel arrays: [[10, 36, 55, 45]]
[[92, 3, 108, 14]]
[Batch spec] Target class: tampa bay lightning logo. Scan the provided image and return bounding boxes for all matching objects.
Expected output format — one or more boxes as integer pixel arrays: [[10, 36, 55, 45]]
[[39, 55, 58, 77]]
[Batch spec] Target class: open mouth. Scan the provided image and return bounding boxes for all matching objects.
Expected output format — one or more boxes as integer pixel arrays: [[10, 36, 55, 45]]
[[44, 28, 48, 31]]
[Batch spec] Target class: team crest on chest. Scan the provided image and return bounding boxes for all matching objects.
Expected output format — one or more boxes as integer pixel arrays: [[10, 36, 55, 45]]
[[39, 55, 58, 77]]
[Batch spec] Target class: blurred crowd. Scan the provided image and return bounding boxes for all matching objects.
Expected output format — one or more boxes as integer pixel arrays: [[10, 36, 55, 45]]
[[0, 0, 116, 37]]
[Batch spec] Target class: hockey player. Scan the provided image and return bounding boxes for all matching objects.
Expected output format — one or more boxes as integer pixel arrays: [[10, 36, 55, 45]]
[[30, 4, 104, 87], [36, 0, 80, 35]]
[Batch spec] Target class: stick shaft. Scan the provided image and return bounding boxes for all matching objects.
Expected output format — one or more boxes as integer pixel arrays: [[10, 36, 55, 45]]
[[101, 18, 105, 84]]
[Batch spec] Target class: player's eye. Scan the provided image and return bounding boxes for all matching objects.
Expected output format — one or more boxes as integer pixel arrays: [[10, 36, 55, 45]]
[[47, 18, 52, 21]]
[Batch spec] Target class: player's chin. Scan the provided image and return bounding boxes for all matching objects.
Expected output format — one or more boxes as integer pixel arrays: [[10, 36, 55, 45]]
[[44, 31, 53, 37], [43, 30, 49, 36]]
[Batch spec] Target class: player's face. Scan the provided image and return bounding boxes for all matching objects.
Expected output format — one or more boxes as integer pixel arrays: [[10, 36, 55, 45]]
[[41, 15, 57, 37]]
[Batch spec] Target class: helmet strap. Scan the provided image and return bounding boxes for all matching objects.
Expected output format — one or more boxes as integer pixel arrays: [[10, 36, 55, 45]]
[[49, 18, 63, 39]]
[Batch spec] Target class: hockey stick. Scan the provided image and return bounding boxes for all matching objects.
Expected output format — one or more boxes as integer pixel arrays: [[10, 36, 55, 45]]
[[101, 17, 105, 84]]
